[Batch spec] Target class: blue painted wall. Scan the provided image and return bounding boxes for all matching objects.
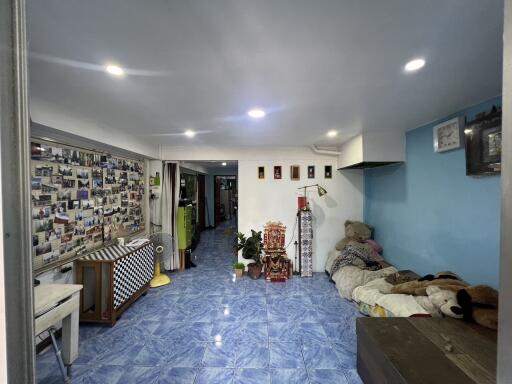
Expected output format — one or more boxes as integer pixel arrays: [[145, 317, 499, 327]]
[[364, 97, 501, 287]]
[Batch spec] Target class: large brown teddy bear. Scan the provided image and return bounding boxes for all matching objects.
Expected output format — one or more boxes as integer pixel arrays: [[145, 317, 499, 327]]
[[457, 285, 499, 330], [391, 272, 468, 296], [335, 220, 373, 251]]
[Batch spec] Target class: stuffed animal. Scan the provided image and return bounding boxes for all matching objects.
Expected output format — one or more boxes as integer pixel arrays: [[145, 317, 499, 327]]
[[391, 272, 467, 296], [457, 285, 498, 330], [424, 285, 463, 318], [335, 220, 373, 251]]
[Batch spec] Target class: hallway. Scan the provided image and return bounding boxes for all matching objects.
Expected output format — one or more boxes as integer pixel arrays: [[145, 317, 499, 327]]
[[37, 222, 362, 383]]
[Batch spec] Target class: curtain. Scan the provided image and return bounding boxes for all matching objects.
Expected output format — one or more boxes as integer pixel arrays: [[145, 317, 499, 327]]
[[161, 161, 180, 270]]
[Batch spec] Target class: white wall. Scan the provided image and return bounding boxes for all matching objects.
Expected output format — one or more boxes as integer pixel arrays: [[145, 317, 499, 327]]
[[148, 160, 163, 227], [30, 98, 159, 159], [238, 160, 362, 271], [161, 146, 364, 272]]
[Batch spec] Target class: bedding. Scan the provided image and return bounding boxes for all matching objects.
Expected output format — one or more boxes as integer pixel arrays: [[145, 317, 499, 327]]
[[352, 277, 393, 306], [332, 265, 397, 299], [375, 294, 430, 317], [325, 250, 338, 276], [330, 243, 382, 277], [353, 277, 431, 317], [358, 302, 395, 318]]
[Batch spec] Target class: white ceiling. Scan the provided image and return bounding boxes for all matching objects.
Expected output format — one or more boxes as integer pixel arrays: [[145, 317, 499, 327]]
[[27, 0, 503, 148]]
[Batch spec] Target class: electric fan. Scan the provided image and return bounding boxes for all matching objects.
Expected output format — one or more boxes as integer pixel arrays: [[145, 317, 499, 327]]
[[149, 232, 173, 288]]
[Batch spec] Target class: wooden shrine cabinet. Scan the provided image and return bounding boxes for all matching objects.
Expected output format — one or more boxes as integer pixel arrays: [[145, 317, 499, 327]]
[[263, 222, 292, 282], [75, 242, 154, 326]]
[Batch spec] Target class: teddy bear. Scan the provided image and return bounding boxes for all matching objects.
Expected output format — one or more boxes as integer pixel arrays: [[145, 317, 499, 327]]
[[391, 272, 468, 296], [335, 220, 373, 251], [418, 285, 464, 318], [457, 285, 498, 330]]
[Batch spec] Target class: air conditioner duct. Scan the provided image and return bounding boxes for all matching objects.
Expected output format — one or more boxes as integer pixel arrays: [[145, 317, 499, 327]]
[[337, 132, 405, 170]]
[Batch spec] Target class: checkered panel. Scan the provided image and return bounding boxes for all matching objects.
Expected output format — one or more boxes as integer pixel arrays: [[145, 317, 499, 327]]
[[113, 242, 154, 309], [300, 210, 313, 277]]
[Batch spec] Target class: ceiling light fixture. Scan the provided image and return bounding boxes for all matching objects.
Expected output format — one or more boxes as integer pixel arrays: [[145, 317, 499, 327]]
[[184, 130, 195, 138], [105, 64, 125, 77], [327, 130, 338, 138], [221, 162, 227, 166], [404, 58, 425, 72], [247, 108, 266, 119]]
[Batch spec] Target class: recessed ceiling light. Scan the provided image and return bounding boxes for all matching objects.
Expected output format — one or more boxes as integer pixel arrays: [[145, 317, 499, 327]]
[[404, 58, 425, 72], [105, 64, 125, 77], [327, 130, 338, 138], [221, 162, 227, 166], [184, 130, 195, 138], [247, 108, 266, 119]]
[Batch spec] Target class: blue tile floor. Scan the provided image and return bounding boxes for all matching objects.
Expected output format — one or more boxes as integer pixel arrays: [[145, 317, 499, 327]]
[[37, 221, 363, 383]]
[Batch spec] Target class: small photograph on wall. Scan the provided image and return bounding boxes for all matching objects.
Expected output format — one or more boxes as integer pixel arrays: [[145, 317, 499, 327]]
[[57, 190, 72, 200], [55, 210, 70, 225], [35, 166, 53, 177], [31, 142, 42, 159], [324, 165, 332, 179], [77, 190, 89, 200], [308, 166, 315, 179], [62, 179, 75, 189], [290, 165, 300, 180], [31, 177, 42, 190], [77, 168, 89, 179], [32, 207, 50, 220], [58, 165, 72, 176], [274, 166, 282, 180], [258, 166, 265, 179], [33, 218, 53, 233], [51, 175, 63, 185], [43, 251, 59, 265], [35, 242, 52, 256]]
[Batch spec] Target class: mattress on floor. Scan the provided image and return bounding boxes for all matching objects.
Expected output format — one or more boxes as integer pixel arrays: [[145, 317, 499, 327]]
[[324, 249, 338, 275], [352, 277, 393, 306], [332, 265, 397, 300], [353, 276, 431, 317]]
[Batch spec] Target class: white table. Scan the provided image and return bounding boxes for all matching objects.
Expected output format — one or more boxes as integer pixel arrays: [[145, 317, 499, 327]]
[[34, 284, 82, 365]]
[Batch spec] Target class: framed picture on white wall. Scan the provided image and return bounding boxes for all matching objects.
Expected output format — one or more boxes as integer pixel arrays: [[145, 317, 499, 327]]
[[290, 165, 300, 180], [307, 166, 315, 179], [258, 166, 265, 179], [274, 166, 282, 179], [324, 165, 332, 179]]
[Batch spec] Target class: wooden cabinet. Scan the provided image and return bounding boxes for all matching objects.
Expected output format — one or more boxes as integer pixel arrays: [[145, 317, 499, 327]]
[[75, 243, 154, 326]]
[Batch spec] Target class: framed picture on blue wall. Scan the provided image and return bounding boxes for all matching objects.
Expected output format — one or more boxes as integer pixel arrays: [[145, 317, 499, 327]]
[[464, 105, 502, 176]]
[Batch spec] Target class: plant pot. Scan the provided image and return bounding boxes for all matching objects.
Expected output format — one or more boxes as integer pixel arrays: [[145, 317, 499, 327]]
[[234, 268, 244, 279], [247, 262, 262, 279]]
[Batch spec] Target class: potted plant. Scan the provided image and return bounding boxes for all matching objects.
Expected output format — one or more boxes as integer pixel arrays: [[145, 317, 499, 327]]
[[233, 262, 245, 279], [236, 230, 263, 279]]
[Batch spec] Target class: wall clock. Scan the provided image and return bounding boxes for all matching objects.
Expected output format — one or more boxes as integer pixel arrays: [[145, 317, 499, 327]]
[[433, 117, 463, 153]]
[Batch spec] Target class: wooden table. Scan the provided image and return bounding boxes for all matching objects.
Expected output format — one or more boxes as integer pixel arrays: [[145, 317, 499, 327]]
[[357, 317, 497, 384], [34, 284, 82, 365]]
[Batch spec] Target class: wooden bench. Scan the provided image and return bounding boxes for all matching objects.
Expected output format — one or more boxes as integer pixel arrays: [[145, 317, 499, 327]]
[[357, 317, 497, 384]]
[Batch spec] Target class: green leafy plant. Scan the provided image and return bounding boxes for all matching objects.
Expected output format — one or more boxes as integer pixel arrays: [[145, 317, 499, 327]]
[[236, 230, 263, 265], [233, 262, 245, 270]]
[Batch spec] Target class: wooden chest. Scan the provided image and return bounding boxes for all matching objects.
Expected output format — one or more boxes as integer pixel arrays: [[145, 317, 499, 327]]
[[357, 317, 497, 384]]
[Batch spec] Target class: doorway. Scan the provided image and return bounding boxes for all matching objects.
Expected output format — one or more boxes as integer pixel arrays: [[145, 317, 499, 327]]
[[214, 175, 237, 227]]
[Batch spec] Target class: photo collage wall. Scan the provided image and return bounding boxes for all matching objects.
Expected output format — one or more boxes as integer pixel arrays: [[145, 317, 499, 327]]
[[31, 140, 146, 272]]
